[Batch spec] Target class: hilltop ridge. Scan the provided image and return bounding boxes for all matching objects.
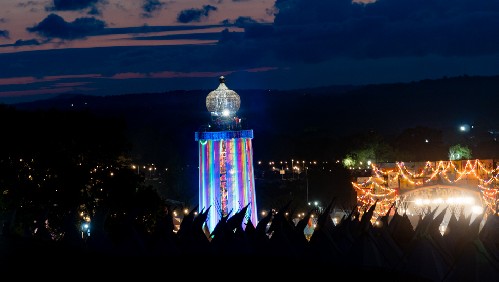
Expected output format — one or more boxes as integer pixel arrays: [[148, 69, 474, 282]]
[[11, 74, 499, 166]]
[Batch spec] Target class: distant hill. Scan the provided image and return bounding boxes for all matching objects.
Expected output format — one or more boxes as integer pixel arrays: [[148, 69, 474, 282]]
[[12, 75, 499, 166]]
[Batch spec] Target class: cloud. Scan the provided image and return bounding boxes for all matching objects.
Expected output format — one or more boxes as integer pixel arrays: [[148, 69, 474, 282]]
[[5, 0, 499, 103], [0, 44, 271, 84], [13, 39, 40, 46], [0, 30, 9, 39], [46, 0, 107, 15], [87, 6, 102, 16], [214, 0, 499, 65], [0, 87, 75, 98], [17, 1, 41, 10], [221, 16, 259, 28], [0, 74, 101, 86], [131, 32, 223, 41], [142, 0, 166, 18], [0, 39, 43, 48], [111, 72, 148, 80], [177, 5, 218, 23], [27, 13, 106, 40], [95, 24, 222, 36]]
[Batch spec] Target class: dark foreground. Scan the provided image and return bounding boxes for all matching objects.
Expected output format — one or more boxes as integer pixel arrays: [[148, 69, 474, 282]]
[[0, 236, 428, 281], [1, 202, 498, 281]]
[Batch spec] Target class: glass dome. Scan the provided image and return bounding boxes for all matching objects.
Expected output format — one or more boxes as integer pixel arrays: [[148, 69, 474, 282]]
[[206, 76, 240, 118]]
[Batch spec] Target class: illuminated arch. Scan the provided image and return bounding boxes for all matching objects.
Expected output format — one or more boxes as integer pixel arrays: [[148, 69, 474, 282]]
[[352, 159, 499, 218]]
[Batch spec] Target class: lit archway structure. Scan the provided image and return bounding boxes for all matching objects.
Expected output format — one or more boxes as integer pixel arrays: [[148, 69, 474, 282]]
[[397, 184, 483, 226], [352, 159, 499, 219]]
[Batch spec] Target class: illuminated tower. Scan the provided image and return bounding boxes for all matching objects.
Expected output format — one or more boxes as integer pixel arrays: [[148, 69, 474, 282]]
[[195, 76, 258, 233]]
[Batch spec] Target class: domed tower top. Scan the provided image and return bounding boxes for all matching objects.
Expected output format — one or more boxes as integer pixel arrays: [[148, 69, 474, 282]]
[[206, 76, 240, 119]]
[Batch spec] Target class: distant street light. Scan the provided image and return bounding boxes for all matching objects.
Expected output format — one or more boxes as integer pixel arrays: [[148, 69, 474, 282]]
[[132, 165, 139, 174], [459, 124, 470, 132]]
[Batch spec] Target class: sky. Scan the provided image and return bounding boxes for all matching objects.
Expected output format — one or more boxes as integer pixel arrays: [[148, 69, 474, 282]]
[[1, 0, 499, 103]]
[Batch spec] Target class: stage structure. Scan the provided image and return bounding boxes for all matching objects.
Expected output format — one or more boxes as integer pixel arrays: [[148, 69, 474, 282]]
[[195, 76, 258, 233], [352, 159, 499, 224]]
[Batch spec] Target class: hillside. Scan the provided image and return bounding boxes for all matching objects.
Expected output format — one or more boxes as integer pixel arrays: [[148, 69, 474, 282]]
[[12, 75, 499, 166]]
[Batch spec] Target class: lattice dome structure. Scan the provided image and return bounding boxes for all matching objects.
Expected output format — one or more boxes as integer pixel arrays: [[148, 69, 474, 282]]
[[206, 76, 240, 119]]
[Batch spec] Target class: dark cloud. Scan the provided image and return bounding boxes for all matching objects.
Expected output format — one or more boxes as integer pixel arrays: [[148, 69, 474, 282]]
[[46, 0, 106, 15], [0, 30, 9, 39], [0, 38, 42, 48], [273, 0, 364, 25], [216, 0, 499, 64], [132, 32, 225, 41], [96, 24, 222, 36], [221, 16, 258, 28], [0, 44, 258, 79], [47, 0, 100, 11], [27, 13, 106, 40], [142, 0, 166, 18], [177, 5, 218, 23], [5, 0, 499, 102], [13, 39, 41, 46], [88, 6, 101, 16], [17, 1, 39, 8]]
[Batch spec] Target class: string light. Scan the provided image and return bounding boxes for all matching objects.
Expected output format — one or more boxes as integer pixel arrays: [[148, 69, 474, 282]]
[[353, 159, 499, 217]]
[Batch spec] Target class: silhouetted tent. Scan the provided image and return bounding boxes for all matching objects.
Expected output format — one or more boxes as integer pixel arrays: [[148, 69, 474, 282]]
[[176, 204, 198, 240], [266, 201, 310, 261], [248, 208, 273, 256], [442, 209, 461, 254], [176, 205, 215, 256], [206, 204, 257, 263], [369, 205, 404, 269], [443, 236, 499, 281], [387, 209, 415, 253], [2, 190, 499, 279], [479, 213, 499, 262], [147, 205, 181, 257], [308, 198, 343, 264]]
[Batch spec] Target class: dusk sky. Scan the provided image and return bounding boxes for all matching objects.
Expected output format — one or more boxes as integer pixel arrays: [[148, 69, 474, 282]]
[[2, 0, 499, 103]]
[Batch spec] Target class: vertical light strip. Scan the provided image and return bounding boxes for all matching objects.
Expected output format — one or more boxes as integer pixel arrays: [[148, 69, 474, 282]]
[[226, 138, 234, 214], [246, 139, 252, 216], [246, 138, 258, 225], [209, 140, 218, 231], [239, 138, 248, 210], [199, 140, 207, 221], [244, 138, 251, 222], [232, 138, 240, 213], [207, 140, 212, 216]]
